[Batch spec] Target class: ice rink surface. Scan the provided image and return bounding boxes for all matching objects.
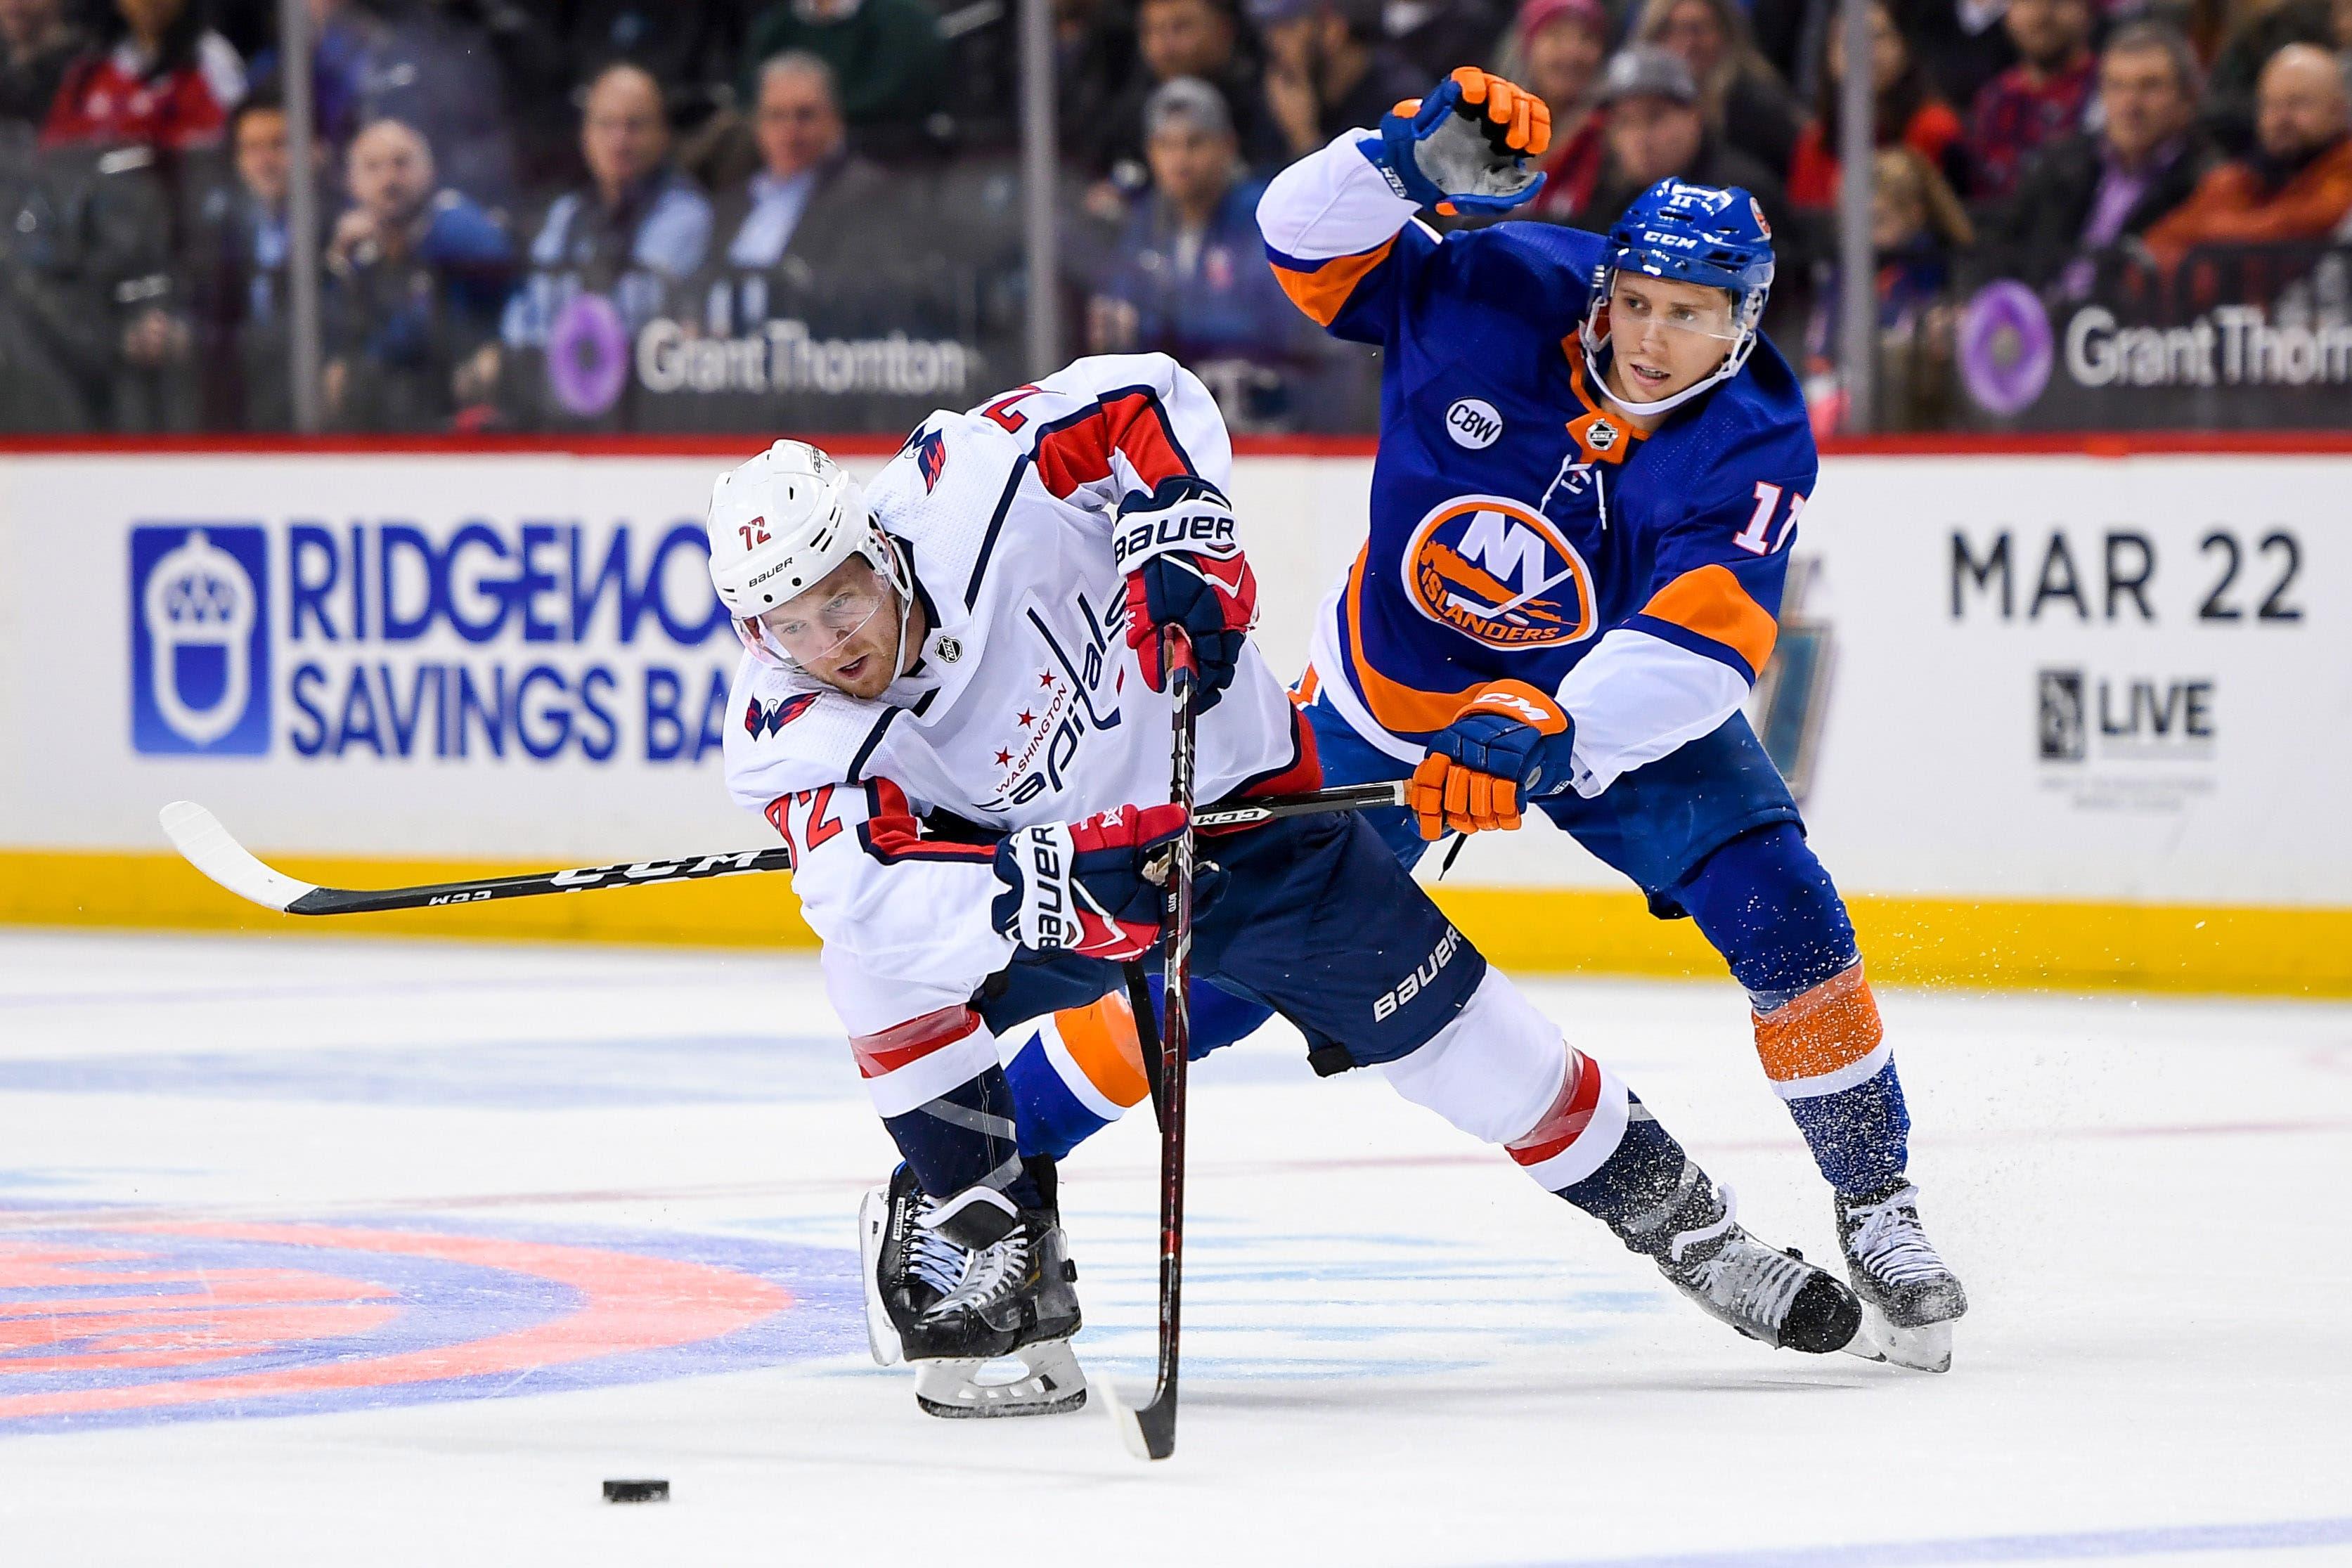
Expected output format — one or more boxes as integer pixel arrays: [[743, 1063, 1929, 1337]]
[[1, 929, 2346, 1567]]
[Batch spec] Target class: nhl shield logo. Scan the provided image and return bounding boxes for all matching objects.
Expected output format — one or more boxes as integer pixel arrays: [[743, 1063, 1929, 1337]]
[[1400, 495, 1596, 651]]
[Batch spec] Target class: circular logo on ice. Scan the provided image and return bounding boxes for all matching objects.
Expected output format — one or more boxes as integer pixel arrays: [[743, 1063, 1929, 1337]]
[[1445, 398, 1504, 449], [1959, 280, 2054, 416], [130, 525, 272, 756], [1401, 495, 1595, 651], [0, 1218, 862, 1432]]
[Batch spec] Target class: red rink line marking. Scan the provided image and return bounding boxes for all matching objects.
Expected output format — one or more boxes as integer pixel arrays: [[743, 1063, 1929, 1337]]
[[1, 1114, 2342, 1234]]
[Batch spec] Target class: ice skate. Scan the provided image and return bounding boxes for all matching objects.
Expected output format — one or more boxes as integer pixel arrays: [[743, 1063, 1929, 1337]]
[[1834, 1179, 1967, 1373], [858, 1165, 1087, 1418], [1639, 1174, 1863, 1354]]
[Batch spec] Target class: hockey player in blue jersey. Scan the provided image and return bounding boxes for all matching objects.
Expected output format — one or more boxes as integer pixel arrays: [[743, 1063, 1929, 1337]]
[[991, 69, 1967, 1373]]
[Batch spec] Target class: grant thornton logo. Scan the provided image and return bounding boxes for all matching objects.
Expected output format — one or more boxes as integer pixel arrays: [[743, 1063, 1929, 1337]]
[[130, 526, 270, 756]]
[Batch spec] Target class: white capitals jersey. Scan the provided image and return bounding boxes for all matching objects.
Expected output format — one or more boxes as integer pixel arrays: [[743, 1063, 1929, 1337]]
[[723, 354, 1311, 1051]]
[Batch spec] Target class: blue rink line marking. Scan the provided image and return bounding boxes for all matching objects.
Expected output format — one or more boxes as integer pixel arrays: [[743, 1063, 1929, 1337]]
[[1514, 1516, 2352, 1567], [0, 1035, 865, 1108]]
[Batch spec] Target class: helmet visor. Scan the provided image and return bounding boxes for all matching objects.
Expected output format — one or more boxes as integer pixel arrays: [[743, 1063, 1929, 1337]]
[[1606, 275, 1744, 343], [755, 556, 896, 668]]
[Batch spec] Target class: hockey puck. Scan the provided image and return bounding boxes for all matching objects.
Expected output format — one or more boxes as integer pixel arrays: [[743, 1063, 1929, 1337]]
[[602, 1479, 669, 1504]]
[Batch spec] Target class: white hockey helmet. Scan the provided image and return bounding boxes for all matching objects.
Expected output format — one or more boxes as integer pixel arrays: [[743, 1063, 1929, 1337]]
[[706, 439, 907, 669]]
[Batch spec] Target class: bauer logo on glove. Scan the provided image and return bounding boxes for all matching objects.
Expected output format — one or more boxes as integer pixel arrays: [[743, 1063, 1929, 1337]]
[[1116, 478, 1257, 712], [991, 804, 1224, 961]]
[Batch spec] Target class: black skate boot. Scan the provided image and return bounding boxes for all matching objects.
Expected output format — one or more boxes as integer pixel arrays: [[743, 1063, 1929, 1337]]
[[1627, 1167, 1863, 1354], [857, 1165, 1087, 1418], [1835, 1179, 1967, 1373]]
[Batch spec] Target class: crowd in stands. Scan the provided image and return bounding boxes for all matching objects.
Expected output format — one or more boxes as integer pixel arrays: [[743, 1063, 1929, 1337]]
[[0, 0, 2346, 433]]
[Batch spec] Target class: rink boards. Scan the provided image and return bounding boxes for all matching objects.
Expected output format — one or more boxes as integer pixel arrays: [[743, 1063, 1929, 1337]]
[[1, 439, 2346, 994]]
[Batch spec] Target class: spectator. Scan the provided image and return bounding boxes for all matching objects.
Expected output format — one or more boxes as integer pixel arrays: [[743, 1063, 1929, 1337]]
[[1786, 0, 1965, 208], [1087, 76, 1326, 427], [569, 0, 736, 113], [496, 63, 713, 414], [1379, 0, 1508, 79], [1587, 48, 1809, 339], [1636, 0, 1807, 179], [1083, 0, 1269, 185], [1888, 0, 2017, 112], [0, 0, 89, 129], [713, 52, 892, 270], [1514, 0, 1613, 223], [1985, 22, 2215, 289], [2145, 42, 2352, 261], [1252, 0, 1421, 160], [322, 117, 514, 429], [1588, 47, 1791, 222], [1809, 144, 1974, 428], [2202, 0, 2334, 157], [188, 89, 309, 425], [245, 0, 368, 147], [740, 0, 946, 138], [250, 0, 522, 212], [1965, 0, 2098, 202], [43, 0, 245, 153]]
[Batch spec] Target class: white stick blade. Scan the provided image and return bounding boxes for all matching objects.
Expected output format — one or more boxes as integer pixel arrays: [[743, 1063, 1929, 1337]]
[[1094, 1378, 1155, 1461], [158, 802, 318, 913]]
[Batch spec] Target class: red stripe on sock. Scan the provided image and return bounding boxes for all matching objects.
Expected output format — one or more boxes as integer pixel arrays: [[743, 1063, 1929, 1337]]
[[850, 1006, 982, 1080], [1506, 1049, 1601, 1166]]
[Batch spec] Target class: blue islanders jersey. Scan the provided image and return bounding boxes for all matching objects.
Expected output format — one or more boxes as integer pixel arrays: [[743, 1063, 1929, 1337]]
[[1258, 134, 1818, 797]]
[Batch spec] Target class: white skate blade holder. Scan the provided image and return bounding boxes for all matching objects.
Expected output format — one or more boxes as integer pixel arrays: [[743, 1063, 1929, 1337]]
[[1843, 1306, 1954, 1373], [913, 1341, 1089, 1418]]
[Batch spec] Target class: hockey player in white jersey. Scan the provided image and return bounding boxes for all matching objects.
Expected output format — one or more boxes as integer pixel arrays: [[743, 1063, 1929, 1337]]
[[709, 354, 1865, 1418]]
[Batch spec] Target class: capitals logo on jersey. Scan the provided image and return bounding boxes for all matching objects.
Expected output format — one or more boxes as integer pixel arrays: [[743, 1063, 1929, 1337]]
[[1400, 496, 1596, 650]]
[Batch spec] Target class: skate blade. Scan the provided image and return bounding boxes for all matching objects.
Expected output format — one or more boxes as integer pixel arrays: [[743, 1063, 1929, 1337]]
[[856, 1188, 901, 1368], [1845, 1304, 1953, 1373], [912, 1340, 1090, 1419]]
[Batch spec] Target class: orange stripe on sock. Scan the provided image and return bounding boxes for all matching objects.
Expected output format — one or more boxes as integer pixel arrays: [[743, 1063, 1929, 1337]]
[[1271, 239, 1395, 327], [1639, 564, 1779, 678], [1752, 964, 1883, 1084], [1057, 992, 1150, 1108]]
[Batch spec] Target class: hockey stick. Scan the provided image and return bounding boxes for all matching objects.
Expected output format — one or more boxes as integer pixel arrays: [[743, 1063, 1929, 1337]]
[[1106, 628, 1198, 1464], [157, 782, 1408, 920]]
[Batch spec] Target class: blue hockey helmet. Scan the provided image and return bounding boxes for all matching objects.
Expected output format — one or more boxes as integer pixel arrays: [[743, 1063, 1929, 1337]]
[[1584, 178, 1778, 413]]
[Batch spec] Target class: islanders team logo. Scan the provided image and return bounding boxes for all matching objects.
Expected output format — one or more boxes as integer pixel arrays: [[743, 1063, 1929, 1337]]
[[0, 1214, 862, 1432], [1401, 496, 1596, 650]]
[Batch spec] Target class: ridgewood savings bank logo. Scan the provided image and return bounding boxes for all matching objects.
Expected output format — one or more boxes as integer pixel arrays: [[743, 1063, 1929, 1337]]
[[129, 521, 732, 763], [131, 526, 271, 755]]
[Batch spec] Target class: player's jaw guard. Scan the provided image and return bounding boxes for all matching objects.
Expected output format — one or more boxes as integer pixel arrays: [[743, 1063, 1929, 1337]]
[[1583, 179, 1778, 417]]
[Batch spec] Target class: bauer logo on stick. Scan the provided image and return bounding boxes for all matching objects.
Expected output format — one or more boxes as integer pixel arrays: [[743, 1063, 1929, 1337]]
[[129, 525, 271, 756]]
